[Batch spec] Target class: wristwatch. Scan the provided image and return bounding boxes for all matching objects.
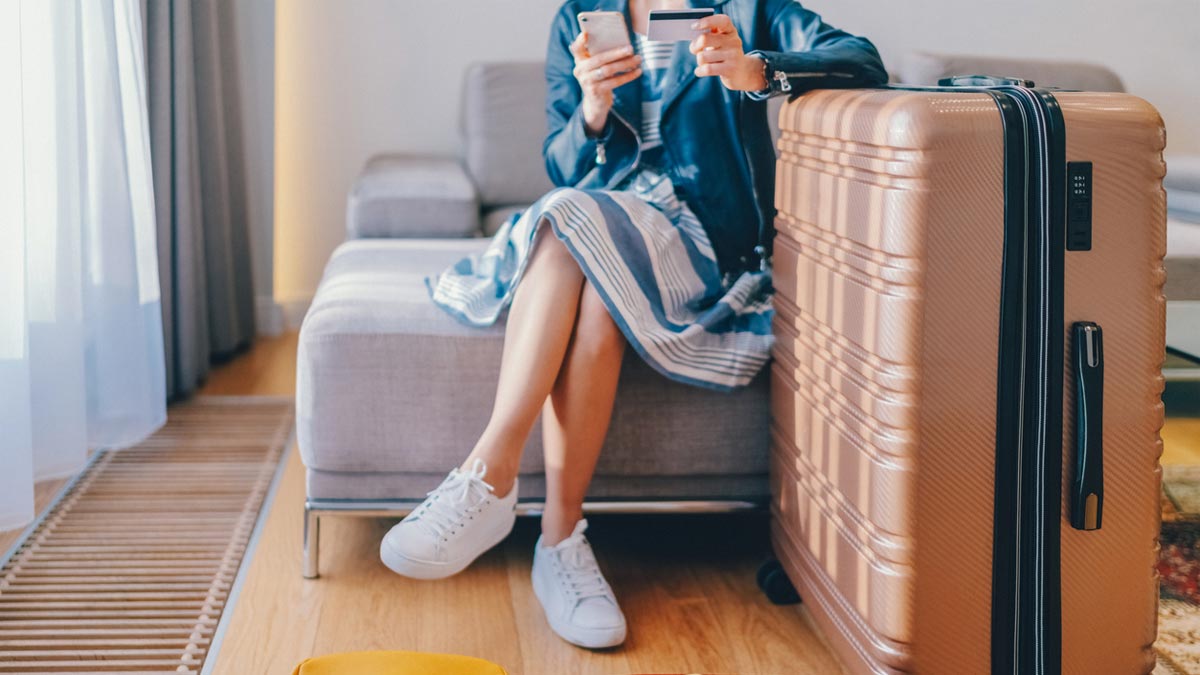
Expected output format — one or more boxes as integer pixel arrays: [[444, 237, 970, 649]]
[[747, 51, 792, 98]]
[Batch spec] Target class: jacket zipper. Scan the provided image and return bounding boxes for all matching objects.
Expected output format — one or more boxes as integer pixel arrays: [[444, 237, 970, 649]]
[[597, 108, 641, 189]]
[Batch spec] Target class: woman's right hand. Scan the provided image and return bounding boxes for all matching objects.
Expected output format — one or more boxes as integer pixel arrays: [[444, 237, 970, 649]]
[[570, 32, 642, 136]]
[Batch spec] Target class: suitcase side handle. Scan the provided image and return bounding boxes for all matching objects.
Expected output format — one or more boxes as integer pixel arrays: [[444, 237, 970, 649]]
[[938, 74, 1036, 88], [1070, 322, 1104, 531]]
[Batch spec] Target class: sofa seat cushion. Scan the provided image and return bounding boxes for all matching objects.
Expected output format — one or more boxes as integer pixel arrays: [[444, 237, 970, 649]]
[[1167, 219, 1200, 302], [1166, 154, 1200, 222], [481, 205, 528, 236], [346, 156, 479, 239], [297, 239, 769, 500]]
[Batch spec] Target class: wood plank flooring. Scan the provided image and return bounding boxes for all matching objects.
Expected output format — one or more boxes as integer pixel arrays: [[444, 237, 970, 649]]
[[208, 333, 844, 674]]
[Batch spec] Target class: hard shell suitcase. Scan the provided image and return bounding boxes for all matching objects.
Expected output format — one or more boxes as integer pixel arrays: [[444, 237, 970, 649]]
[[767, 79, 1166, 674]]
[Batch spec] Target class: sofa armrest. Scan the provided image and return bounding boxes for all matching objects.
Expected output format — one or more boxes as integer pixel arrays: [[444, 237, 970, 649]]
[[346, 155, 481, 239]]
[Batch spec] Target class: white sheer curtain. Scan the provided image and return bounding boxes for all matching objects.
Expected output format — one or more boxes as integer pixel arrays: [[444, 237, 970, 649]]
[[0, 1, 166, 530]]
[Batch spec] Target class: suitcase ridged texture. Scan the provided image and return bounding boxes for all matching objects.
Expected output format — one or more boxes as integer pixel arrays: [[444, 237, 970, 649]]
[[769, 89, 1165, 674], [1056, 93, 1165, 675]]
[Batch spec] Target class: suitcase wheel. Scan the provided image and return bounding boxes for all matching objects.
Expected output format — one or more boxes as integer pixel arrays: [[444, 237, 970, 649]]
[[757, 559, 801, 605]]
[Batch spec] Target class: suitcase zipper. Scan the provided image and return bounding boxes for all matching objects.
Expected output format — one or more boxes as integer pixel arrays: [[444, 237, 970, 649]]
[[992, 85, 1067, 675]]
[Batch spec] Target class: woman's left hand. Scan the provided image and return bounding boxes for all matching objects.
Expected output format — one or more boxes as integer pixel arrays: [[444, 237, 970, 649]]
[[689, 15, 768, 92]]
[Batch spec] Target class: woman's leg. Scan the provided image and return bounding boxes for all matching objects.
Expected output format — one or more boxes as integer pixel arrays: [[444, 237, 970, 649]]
[[540, 280, 626, 545], [462, 225, 586, 496]]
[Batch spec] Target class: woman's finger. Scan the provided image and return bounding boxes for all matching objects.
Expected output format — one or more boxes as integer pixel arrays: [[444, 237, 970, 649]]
[[695, 61, 736, 78], [691, 14, 734, 34], [695, 48, 739, 66], [581, 54, 641, 82], [579, 45, 636, 72], [597, 67, 643, 92], [689, 32, 737, 54], [569, 32, 589, 60]]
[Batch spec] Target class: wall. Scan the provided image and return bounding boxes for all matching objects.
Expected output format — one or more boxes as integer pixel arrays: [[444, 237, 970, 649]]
[[228, 0, 279, 335], [275, 0, 562, 324], [276, 0, 1199, 318], [802, 0, 1199, 155]]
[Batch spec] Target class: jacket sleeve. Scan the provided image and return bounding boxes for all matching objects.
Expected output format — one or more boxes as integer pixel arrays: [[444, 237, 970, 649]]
[[542, 8, 608, 187], [745, 0, 888, 100]]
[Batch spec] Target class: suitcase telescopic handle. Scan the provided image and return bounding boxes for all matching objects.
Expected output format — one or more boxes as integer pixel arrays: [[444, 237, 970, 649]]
[[938, 74, 1036, 88], [1070, 322, 1104, 531]]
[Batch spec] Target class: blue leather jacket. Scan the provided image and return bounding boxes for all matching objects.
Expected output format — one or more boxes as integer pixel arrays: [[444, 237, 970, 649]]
[[543, 0, 887, 274]]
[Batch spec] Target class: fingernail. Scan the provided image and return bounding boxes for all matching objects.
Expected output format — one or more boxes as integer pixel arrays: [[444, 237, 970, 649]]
[[623, 46, 633, 54], [691, 22, 699, 29]]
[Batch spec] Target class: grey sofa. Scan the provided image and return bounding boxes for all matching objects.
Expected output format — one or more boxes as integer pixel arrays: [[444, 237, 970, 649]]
[[300, 64, 773, 579]]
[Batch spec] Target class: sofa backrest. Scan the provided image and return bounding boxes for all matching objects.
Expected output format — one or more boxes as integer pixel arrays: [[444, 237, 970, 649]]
[[899, 52, 1126, 92], [462, 62, 555, 206], [461, 61, 786, 207]]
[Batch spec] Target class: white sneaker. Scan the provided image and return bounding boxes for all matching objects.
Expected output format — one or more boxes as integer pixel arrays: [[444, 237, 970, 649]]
[[380, 459, 517, 580], [531, 519, 627, 649]]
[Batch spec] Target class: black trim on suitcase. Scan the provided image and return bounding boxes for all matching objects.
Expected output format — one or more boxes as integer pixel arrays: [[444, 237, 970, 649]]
[[988, 86, 1068, 675], [986, 89, 1030, 675]]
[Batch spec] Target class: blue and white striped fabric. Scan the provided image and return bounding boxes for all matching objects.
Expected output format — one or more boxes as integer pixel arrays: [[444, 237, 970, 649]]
[[636, 33, 673, 150], [426, 34, 774, 391]]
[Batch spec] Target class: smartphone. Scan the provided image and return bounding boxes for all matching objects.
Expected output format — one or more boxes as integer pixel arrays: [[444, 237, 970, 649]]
[[577, 11, 631, 55]]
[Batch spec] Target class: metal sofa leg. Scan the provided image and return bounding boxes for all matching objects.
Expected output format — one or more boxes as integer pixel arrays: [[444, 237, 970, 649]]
[[303, 504, 320, 579]]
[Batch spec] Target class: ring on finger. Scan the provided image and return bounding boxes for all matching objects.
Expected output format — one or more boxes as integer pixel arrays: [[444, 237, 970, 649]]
[[591, 67, 606, 81]]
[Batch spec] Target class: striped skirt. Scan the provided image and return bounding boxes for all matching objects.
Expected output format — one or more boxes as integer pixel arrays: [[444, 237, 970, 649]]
[[426, 169, 774, 391]]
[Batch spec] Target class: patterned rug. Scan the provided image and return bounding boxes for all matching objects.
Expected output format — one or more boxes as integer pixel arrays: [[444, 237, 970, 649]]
[[1158, 465, 1200, 674]]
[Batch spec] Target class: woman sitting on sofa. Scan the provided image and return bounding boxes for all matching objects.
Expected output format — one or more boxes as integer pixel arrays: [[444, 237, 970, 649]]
[[381, 0, 885, 649]]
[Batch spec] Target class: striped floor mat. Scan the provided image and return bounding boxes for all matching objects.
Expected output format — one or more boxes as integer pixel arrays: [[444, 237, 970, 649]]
[[0, 397, 293, 674]]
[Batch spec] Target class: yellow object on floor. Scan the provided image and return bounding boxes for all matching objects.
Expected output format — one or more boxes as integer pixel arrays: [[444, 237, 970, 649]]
[[291, 651, 508, 675]]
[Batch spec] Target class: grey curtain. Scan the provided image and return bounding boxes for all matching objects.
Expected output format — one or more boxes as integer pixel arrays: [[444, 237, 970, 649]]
[[144, 1, 256, 398]]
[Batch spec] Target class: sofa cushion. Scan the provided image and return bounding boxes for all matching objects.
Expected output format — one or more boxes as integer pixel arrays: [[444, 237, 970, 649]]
[[346, 155, 480, 239], [1167, 219, 1200, 302], [462, 62, 555, 206], [1166, 155, 1200, 222], [900, 52, 1125, 92], [481, 205, 527, 236], [297, 239, 769, 500]]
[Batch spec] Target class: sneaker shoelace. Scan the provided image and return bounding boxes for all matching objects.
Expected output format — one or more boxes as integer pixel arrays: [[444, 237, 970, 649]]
[[412, 459, 494, 542], [554, 530, 611, 603]]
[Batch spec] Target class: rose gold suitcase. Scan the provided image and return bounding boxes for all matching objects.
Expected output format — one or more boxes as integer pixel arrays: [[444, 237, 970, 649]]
[[765, 79, 1166, 674]]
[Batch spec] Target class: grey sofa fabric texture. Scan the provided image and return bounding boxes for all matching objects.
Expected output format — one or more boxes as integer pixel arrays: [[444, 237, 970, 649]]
[[1166, 155, 1200, 223], [482, 205, 527, 236], [462, 62, 556, 206], [297, 239, 770, 502], [900, 52, 1126, 91], [345, 155, 480, 239]]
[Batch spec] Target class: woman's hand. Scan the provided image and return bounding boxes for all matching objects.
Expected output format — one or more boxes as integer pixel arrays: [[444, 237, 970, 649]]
[[570, 32, 643, 136], [689, 15, 768, 92]]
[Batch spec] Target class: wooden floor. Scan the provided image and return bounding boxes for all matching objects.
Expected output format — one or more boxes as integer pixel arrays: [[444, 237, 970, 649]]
[[207, 332, 844, 674], [4, 331, 1198, 675]]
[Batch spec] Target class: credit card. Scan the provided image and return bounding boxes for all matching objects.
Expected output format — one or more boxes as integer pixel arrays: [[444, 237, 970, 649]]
[[646, 8, 715, 42]]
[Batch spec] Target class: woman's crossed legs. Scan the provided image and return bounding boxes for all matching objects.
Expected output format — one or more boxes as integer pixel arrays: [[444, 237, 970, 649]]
[[381, 224, 629, 648]]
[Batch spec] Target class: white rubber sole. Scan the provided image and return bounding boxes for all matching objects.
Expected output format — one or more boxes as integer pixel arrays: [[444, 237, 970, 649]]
[[380, 516, 515, 580], [531, 563, 627, 649]]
